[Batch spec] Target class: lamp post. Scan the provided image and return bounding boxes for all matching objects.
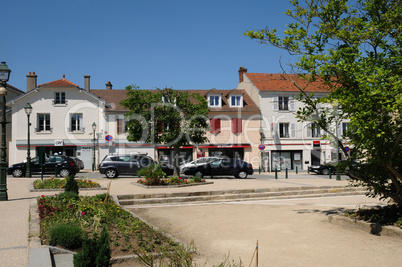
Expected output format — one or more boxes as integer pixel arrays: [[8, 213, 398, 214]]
[[24, 103, 33, 178], [92, 122, 96, 172], [0, 62, 11, 201]]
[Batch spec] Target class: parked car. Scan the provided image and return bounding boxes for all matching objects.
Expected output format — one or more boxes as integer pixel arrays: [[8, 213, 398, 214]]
[[72, 157, 85, 170], [99, 154, 174, 178], [182, 158, 253, 179], [179, 156, 222, 172], [7, 155, 80, 178], [308, 161, 346, 175]]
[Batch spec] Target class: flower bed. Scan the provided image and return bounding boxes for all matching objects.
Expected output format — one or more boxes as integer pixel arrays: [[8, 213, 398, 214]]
[[33, 177, 101, 189], [37, 194, 179, 258], [137, 176, 206, 186]]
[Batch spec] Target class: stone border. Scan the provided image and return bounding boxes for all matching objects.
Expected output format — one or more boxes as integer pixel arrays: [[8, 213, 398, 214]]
[[328, 215, 402, 239], [132, 181, 213, 189], [29, 180, 106, 192]]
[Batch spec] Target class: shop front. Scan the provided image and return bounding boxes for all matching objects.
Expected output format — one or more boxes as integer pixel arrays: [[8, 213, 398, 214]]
[[271, 150, 303, 171], [157, 146, 194, 165], [198, 144, 250, 160]]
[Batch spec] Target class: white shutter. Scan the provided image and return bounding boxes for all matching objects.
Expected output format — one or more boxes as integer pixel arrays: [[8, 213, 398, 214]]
[[273, 96, 279, 111], [289, 96, 295, 111], [290, 123, 297, 138], [306, 123, 312, 138], [273, 123, 279, 138]]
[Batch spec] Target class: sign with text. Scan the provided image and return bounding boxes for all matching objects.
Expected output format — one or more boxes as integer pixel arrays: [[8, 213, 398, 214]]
[[54, 140, 64, 146]]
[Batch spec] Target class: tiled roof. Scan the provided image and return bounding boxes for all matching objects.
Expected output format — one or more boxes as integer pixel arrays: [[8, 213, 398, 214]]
[[245, 73, 329, 93], [90, 89, 260, 113], [38, 74, 79, 88]]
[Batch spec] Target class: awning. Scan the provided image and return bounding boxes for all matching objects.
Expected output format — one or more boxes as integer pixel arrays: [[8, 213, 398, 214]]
[[199, 144, 251, 149]]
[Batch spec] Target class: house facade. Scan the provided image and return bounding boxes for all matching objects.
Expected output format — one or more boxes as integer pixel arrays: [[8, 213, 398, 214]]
[[7, 73, 261, 170], [237, 67, 348, 171]]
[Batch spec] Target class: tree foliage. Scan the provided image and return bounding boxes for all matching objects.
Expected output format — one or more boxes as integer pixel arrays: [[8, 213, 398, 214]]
[[120, 86, 209, 176], [245, 0, 402, 205]]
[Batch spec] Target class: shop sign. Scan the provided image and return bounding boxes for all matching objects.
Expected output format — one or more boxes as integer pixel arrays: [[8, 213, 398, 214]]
[[54, 140, 64, 146]]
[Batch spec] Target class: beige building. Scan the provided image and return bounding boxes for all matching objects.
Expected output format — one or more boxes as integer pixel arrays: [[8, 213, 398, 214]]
[[237, 67, 348, 171]]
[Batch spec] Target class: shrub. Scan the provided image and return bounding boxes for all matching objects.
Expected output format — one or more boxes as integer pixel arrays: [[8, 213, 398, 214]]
[[138, 163, 166, 185], [64, 174, 79, 195], [73, 226, 111, 267], [49, 223, 82, 250]]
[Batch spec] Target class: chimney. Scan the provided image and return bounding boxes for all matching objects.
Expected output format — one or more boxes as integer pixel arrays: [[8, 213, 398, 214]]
[[84, 75, 90, 92], [26, 72, 37, 92], [238, 66, 247, 83], [106, 81, 113, 90]]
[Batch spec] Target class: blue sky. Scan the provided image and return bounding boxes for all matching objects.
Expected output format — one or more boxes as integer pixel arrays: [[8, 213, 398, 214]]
[[4, 0, 295, 91]]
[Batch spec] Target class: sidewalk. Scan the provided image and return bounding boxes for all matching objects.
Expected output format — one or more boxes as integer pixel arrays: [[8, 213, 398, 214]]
[[0, 174, 381, 266]]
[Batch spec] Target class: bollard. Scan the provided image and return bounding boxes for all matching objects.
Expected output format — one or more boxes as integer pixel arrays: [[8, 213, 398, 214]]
[[329, 168, 332, 179], [308, 167, 310, 174], [259, 166, 261, 174], [275, 168, 278, 179], [296, 166, 298, 174], [285, 168, 288, 179], [55, 165, 58, 178]]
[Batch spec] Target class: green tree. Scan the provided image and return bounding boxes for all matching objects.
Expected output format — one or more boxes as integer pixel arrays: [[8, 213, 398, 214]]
[[245, 0, 402, 205], [120, 86, 209, 176]]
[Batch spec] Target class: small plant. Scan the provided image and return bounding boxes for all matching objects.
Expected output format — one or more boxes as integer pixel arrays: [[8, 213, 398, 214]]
[[138, 163, 166, 185], [64, 174, 79, 194], [49, 223, 82, 250], [73, 226, 111, 267]]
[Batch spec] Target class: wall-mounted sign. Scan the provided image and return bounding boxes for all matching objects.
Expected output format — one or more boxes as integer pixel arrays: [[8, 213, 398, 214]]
[[313, 140, 321, 148], [258, 144, 265, 150], [54, 140, 64, 146]]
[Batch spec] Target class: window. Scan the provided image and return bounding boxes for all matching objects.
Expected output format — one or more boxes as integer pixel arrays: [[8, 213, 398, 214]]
[[210, 118, 221, 134], [273, 96, 294, 111], [311, 123, 321, 138], [230, 95, 243, 107], [231, 118, 242, 133], [208, 95, 221, 107], [54, 92, 66, 104], [70, 113, 83, 132], [279, 123, 290, 138], [278, 96, 289, 110], [37, 113, 51, 132], [342, 122, 349, 137]]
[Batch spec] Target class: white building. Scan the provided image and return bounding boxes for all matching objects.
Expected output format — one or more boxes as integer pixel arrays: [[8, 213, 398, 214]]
[[237, 67, 348, 171], [7, 73, 155, 168]]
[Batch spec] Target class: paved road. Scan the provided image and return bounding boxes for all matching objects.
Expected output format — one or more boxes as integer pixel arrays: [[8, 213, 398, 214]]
[[131, 195, 401, 267]]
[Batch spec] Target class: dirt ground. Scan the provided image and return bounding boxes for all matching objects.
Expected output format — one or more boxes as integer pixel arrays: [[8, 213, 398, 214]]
[[130, 196, 402, 267]]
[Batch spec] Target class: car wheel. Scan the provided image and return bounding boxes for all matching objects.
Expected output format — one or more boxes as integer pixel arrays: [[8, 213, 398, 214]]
[[12, 169, 24, 177], [237, 171, 248, 179], [194, 171, 203, 178], [105, 169, 118, 178], [59, 169, 71, 178], [322, 169, 330, 175]]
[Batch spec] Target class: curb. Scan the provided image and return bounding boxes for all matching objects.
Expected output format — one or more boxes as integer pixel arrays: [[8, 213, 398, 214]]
[[29, 180, 107, 192], [132, 181, 214, 189], [328, 215, 402, 239]]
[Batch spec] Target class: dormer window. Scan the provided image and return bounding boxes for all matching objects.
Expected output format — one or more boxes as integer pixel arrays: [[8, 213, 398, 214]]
[[230, 95, 243, 107], [53, 92, 67, 106], [208, 94, 221, 108]]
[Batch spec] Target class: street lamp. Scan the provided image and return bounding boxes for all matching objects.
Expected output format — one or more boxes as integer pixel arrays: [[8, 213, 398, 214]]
[[0, 62, 11, 201], [24, 103, 33, 178], [92, 122, 96, 172]]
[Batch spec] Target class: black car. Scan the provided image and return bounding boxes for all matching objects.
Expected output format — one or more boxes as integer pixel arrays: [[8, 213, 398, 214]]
[[99, 154, 174, 178], [182, 158, 253, 179], [72, 157, 85, 170], [308, 161, 345, 175], [7, 155, 80, 178]]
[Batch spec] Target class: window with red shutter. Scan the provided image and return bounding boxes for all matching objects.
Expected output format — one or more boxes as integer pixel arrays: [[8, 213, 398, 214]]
[[232, 118, 242, 133], [210, 118, 221, 134]]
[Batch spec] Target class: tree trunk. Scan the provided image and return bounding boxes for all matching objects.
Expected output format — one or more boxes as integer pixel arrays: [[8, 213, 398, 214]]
[[172, 146, 181, 177]]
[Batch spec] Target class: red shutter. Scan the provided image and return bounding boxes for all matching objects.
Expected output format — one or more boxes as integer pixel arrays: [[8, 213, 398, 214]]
[[232, 118, 242, 133], [210, 118, 221, 134]]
